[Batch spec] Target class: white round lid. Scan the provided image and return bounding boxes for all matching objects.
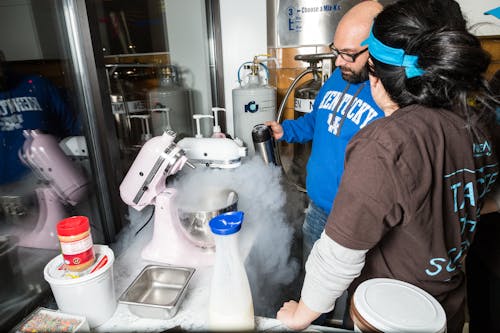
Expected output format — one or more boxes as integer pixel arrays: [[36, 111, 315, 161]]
[[353, 278, 447, 333]]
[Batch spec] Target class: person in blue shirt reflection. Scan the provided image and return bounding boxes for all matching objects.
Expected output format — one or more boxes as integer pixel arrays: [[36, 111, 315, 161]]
[[0, 59, 81, 186]]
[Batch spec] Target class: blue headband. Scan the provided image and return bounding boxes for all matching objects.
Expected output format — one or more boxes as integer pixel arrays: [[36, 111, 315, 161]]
[[484, 7, 500, 20], [361, 27, 425, 78]]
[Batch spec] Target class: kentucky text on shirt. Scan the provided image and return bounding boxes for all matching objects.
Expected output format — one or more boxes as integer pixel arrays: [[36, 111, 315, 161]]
[[0, 96, 42, 131], [0, 96, 42, 115], [319, 91, 379, 135]]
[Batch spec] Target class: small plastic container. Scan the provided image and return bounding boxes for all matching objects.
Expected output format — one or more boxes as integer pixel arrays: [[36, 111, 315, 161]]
[[57, 216, 95, 272], [11, 307, 90, 333], [350, 278, 446, 333], [44, 245, 117, 328]]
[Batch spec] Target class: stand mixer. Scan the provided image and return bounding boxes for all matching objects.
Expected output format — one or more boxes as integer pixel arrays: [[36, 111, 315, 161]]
[[17, 129, 89, 249], [119, 130, 222, 267]]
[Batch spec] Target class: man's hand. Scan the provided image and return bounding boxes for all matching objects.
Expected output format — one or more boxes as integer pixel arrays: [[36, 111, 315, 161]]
[[264, 121, 284, 140], [277, 299, 321, 331]]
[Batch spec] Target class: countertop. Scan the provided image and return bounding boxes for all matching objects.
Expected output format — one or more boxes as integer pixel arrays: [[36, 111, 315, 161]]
[[80, 158, 352, 332], [94, 213, 350, 332], [96, 225, 350, 332]]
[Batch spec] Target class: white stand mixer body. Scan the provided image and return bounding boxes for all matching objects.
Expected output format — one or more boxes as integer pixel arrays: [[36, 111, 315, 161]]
[[141, 188, 214, 267], [17, 187, 66, 250]]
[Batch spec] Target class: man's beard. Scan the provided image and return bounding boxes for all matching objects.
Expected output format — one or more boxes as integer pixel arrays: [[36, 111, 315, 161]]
[[340, 63, 369, 83]]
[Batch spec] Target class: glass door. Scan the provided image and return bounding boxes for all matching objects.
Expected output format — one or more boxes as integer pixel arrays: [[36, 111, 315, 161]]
[[0, 0, 125, 329], [0, 0, 220, 330]]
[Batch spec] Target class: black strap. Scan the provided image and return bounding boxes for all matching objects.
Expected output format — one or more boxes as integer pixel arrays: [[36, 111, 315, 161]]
[[332, 83, 366, 137], [328, 83, 351, 129]]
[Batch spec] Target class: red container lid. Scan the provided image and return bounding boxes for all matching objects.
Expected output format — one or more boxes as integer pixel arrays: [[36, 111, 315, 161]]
[[57, 216, 90, 236]]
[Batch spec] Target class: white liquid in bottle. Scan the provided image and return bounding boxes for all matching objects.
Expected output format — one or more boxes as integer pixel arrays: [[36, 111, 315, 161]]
[[209, 303, 254, 331], [208, 211, 255, 331]]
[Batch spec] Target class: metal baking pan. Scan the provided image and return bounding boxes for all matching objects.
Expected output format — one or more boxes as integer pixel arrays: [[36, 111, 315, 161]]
[[118, 264, 195, 319]]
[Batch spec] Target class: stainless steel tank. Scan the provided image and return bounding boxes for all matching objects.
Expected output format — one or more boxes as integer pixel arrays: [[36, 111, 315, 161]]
[[233, 61, 277, 156], [147, 65, 193, 139], [267, 0, 397, 48], [275, 53, 336, 192], [267, 0, 359, 48], [108, 65, 151, 152], [290, 64, 323, 188]]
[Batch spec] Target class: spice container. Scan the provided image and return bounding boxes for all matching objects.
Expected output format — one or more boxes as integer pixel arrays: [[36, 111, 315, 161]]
[[57, 216, 95, 272]]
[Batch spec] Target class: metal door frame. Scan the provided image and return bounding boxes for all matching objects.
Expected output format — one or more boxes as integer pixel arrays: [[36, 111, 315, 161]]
[[61, 0, 125, 242]]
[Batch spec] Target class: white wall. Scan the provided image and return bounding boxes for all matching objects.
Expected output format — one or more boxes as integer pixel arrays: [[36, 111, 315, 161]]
[[457, 0, 500, 36], [165, 0, 213, 135], [0, 0, 42, 60], [219, 0, 268, 137], [0, 0, 62, 61]]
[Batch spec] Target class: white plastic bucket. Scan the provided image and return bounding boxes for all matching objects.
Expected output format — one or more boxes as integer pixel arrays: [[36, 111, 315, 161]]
[[44, 245, 117, 328], [351, 278, 447, 333]]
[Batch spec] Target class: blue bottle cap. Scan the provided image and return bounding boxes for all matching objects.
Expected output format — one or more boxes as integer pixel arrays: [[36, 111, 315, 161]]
[[209, 211, 244, 235]]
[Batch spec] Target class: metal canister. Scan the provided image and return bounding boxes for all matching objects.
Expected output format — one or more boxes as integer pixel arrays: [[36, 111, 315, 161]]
[[291, 62, 323, 189], [252, 124, 276, 165], [147, 65, 193, 138]]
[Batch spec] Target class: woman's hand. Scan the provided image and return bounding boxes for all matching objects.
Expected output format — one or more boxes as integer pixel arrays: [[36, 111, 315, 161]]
[[277, 299, 321, 331]]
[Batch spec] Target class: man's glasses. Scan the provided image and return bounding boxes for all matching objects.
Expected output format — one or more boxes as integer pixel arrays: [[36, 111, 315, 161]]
[[329, 43, 368, 63]]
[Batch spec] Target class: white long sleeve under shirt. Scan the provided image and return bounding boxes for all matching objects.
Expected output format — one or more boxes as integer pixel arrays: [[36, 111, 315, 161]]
[[301, 231, 368, 313]]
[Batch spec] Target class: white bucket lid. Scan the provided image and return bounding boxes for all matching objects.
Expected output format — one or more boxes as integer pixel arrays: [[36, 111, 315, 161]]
[[353, 278, 446, 333], [44, 244, 115, 286]]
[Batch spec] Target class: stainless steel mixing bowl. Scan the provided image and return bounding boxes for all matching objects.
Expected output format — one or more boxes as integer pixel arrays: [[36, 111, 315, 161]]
[[176, 187, 238, 248]]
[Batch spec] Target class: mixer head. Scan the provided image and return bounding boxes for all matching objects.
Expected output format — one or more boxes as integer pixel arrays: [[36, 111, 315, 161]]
[[176, 137, 247, 169], [119, 130, 194, 210], [19, 129, 89, 206]]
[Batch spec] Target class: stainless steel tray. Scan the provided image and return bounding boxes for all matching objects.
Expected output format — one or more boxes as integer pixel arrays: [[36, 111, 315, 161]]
[[118, 264, 195, 319]]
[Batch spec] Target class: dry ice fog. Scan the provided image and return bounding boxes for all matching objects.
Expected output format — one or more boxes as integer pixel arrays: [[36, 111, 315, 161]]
[[112, 156, 305, 318]]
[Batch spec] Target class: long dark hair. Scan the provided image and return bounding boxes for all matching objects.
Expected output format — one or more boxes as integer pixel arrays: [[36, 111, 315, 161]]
[[369, 0, 498, 132]]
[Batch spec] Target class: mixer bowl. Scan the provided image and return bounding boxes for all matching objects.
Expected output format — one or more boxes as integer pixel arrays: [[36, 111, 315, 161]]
[[176, 188, 238, 248]]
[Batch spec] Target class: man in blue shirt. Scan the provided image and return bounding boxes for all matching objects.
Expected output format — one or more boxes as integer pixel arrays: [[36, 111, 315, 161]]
[[0, 61, 80, 186], [267, 1, 384, 260]]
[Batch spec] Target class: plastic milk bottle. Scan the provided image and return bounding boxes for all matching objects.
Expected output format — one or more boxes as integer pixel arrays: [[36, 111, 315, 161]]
[[208, 211, 254, 331]]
